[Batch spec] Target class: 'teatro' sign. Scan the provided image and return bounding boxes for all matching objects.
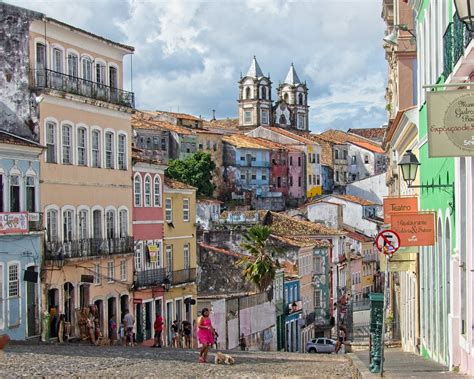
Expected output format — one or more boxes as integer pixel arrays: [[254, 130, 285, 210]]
[[383, 196, 418, 224], [390, 212, 436, 246], [428, 90, 474, 157]]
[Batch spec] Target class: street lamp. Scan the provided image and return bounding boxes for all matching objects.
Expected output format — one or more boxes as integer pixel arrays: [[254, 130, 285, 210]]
[[398, 150, 455, 214], [383, 24, 416, 46], [454, 0, 474, 32], [162, 277, 171, 292]]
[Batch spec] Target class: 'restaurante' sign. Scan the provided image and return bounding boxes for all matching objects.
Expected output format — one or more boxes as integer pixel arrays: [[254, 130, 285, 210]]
[[428, 90, 474, 157], [390, 212, 436, 247]]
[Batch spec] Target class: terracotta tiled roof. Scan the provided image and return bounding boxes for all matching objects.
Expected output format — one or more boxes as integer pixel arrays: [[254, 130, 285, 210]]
[[0, 130, 44, 149], [272, 235, 332, 248], [222, 134, 271, 149], [350, 140, 385, 154], [132, 148, 165, 165], [282, 260, 299, 276], [198, 243, 244, 258], [343, 229, 373, 243], [348, 127, 387, 143], [203, 118, 240, 131], [164, 177, 197, 190], [219, 210, 260, 220], [146, 110, 201, 122], [264, 127, 317, 145], [321, 129, 383, 153], [330, 194, 379, 206], [133, 112, 194, 135]]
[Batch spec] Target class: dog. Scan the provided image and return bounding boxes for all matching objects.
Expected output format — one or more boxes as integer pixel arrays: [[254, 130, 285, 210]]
[[214, 351, 235, 365]]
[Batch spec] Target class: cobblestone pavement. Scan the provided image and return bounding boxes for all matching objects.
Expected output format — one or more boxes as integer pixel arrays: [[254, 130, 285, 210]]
[[1, 343, 353, 378]]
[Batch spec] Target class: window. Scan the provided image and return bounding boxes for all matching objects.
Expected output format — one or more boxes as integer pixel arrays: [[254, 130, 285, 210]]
[[63, 209, 74, 241], [262, 174, 267, 180], [8, 264, 19, 297], [154, 176, 161, 207], [289, 176, 293, 186], [46, 122, 57, 163], [119, 210, 128, 237], [118, 134, 126, 170], [46, 209, 58, 241], [245, 87, 251, 99], [82, 57, 92, 81], [183, 198, 190, 222], [134, 174, 142, 207], [298, 176, 302, 187], [297, 114, 304, 129], [314, 256, 322, 274], [109, 66, 118, 88], [78, 209, 88, 239], [309, 175, 312, 185], [313, 175, 316, 184], [161, 138, 167, 151], [289, 156, 293, 166], [106, 210, 115, 239], [144, 176, 152, 207], [241, 173, 246, 180], [261, 86, 267, 99], [261, 110, 269, 125], [94, 263, 101, 284], [336, 171, 340, 182], [317, 175, 321, 185], [67, 53, 78, 77], [77, 127, 87, 166], [92, 130, 101, 168], [105, 132, 114, 168], [334, 150, 339, 159], [166, 245, 173, 273], [9, 175, 20, 212], [298, 93, 304, 105], [165, 198, 172, 223], [92, 209, 102, 239], [199, 143, 203, 150], [251, 172, 257, 180], [107, 261, 114, 282], [135, 243, 143, 271], [364, 154, 369, 164], [183, 244, 190, 270], [53, 48, 63, 73], [351, 155, 357, 164], [316, 154, 320, 164], [244, 111, 252, 124], [36, 42, 46, 70], [120, 260, 126, 281], [96, 62, 106, 85], [62, 124, 72, 164], [298, 156, 301, 167]]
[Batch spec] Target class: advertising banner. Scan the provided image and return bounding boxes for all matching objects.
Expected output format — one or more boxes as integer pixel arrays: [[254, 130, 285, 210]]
[[148, 244, 159, 263], [0, 212, 29, 234], [390, 212, 436, 246], [383, 196, 418, 224], [427, 90, 474, 157]]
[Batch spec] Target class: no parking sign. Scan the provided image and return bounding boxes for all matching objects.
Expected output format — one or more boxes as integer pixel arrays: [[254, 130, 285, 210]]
[[375, 230, 401, 256]]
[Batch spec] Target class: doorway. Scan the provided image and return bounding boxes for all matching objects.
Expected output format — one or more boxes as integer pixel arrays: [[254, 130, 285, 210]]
[[145, 302, 152, 340], [120, 295, 129, 323], [79, 284, 90, 309], [94, 299, 104, 333], [64, 282, 74, 324], [166, 302, 173, 346], [135, 303, 143, 343], [107, 297, 117, 338], [26, 266, 39, 337]]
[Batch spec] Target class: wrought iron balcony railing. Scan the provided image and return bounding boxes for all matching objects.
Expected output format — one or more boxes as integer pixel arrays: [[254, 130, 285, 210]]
[[45, 236, 134, 260], [134, 267, 197, 288], [443, 13, 473, 79], [30, 69, 135, 108]]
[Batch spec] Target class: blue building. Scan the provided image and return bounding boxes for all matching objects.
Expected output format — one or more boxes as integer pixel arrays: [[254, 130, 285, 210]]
[[284, 275, 302, 352], [0, 130, 43, 340]]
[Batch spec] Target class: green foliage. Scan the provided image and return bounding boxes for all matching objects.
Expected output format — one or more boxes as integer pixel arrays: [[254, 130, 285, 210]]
[[165, 151, 216, 197], [238, 225, 281, 292]]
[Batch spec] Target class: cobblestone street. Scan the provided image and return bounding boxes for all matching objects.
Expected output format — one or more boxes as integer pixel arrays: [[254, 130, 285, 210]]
[[0, 343, 353, 378]]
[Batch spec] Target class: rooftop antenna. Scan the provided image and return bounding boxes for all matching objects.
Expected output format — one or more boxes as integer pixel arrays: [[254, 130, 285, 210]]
[[212, 109, 216, 120]]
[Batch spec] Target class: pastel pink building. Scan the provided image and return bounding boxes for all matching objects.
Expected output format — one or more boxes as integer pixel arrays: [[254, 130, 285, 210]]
[[288, 150, 305, 200]]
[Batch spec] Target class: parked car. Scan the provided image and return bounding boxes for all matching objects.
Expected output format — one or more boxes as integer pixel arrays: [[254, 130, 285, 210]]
[[306, 338, 337, 354]]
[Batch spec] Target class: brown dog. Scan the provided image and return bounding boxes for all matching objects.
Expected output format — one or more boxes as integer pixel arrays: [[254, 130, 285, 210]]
[[214, 351, 235, 365]]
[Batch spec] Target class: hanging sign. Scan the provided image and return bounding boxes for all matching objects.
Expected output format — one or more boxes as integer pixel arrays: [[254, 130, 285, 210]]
[[0, 212, 29, 234], [375, 230, 401, 256], [427, 90, 474, 157], [383, 196, 418, 224], [390, 212, 436, 246], [148, 244, 159, 264]]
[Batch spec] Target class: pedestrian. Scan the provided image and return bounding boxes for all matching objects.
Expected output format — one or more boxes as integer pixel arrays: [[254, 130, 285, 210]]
[[153, 313, 164, 348], [119, 322, 126, 346], [239, 333, 247, 351], [335, 327, 346, 354], [171, 320, 179, 348], [109, 315, 117, 345], [123, 309, 135, 347], [197, 308, 214, 363], [182, 320, 192, 349]]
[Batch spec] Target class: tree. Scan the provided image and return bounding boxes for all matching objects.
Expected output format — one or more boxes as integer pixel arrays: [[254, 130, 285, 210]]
[[165, 151, 216, 197], [238, 225, 281, 292]]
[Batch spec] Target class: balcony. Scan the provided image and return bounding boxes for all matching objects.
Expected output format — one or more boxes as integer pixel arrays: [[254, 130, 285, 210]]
[[443, 14, 473, 79], [45, 236, 134, 260], [30, 69, 135, 108], [134, 267, 197, 288], [0, 212, 43, 234], [237, 160, 270, 168]]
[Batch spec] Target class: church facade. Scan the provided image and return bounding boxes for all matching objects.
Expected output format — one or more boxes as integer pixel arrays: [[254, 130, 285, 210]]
[[238, 57, 309, 132]]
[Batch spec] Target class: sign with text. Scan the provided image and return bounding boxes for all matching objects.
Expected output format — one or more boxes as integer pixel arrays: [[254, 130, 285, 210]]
[[427, 90, 474, 157], [383, 196, 418, 224], [390, 212, 436, 246], [375, 230, 401, 255], [0, 212, 29, 234], [148, 244, 159, 264]]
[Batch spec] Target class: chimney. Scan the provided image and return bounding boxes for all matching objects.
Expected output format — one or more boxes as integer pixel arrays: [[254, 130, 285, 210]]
[[212, 109, 216, 121]]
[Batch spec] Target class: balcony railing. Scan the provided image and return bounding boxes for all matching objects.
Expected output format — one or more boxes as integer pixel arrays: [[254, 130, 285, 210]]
[[134, 267, 197, 288], [443, 13, 473, 79], [30, 69, 135, 108], [237, 161, 270, 168], [45, 236, 134, 260]]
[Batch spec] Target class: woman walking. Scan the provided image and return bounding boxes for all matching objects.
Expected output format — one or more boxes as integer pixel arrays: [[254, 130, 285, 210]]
[[197, 308, 214, 363]]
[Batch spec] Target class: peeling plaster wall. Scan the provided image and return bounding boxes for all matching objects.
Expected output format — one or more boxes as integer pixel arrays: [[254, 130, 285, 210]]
[[0, 3, 42, 140]]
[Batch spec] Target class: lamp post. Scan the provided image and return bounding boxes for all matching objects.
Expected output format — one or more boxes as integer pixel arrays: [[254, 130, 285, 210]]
[[454, 0, 474, 32], [383, 24, 416, 46]]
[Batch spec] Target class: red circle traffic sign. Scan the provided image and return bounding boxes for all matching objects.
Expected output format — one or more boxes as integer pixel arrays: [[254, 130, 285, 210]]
[[376, 230, 401, 256]]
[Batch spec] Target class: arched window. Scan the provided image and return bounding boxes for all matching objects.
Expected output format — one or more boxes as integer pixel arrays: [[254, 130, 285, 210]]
[[298, 93, 304, 105], [46, 121, 57, 163], [92, 209, 102, 239], [63, 209, 74, 242], [77, 127, 87, 166], [82, 57, 92, 81], [62, 124, 72, 164], [144, 175, 152, 207], [261, 86, 267, 99], [67, 53, 78, 78], [134, 174, 142, 207], [78, 209, 88, 239], [154, 175, 162, 207], [119, 209, 128, 238], [279, 114, 287, 125], [105, 131, 114, 169], [46, 209, 59, 242], [26, 176, 36, 212], [284, 93, 289, 102], [106, 209, 115, 239], [245, 87, 251, 99], [91, 130, 101, 168]]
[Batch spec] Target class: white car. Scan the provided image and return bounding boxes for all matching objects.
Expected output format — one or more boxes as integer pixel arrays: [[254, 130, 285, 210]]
[[306, 338, 337, 354]]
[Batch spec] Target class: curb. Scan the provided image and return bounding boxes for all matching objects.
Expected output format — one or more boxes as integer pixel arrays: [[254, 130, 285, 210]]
[[347, 353, 379, 379]]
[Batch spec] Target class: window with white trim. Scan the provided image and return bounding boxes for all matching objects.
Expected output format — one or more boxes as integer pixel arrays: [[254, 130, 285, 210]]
[[183, 244, 190, 270], [107, 261, 114, 282], [297, 114, 304, 129], [94, 263, 101, 284], [135, 242, 143, 271], [26, 176, 36, 212], [144, 176, 152, 207], [244, 111, 252, 124], [8, 264, 19, 297], [166, 245, 173, 274], [314, 256, 322, 274], [92, 130, 101, 168], [46, 209, 58, 241], [63, 209, 74, 242], [53, 48, 63, 73], [96, 62, 106, 85], [118, 134, 126, 170], [134, 175, 142, 207], [92, 209, 102, 239], [62, 124, 72, 164], [46, 122, 57, 163], [120, 259, 126, 281], [165, 198, 172, 223], [105, 132, 114, 169], [183, 198, 190, 222], [10, 175, 20, 212], [154, 175, 161, 207], [77, 127, 87, 166], [82, 57, 92, 81], [106, 210, 115, 239], [119, 209, 128, 238], [67, 53, 78, 77], [78, 209, 88, 239], [261, 109, 269, 125]]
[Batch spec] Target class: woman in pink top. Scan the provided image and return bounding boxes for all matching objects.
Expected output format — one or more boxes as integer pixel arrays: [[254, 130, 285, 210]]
[[197, 308, 214, 363]]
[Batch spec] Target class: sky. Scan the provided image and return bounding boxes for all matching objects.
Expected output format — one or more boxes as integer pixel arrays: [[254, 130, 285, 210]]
[[8, 0, 388, 133]]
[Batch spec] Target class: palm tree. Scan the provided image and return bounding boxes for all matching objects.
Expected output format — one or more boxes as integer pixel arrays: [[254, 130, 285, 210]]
[[238, 225, 280, 292]]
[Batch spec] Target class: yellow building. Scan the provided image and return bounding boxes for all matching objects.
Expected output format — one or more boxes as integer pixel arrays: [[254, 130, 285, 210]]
[[163, 177, 198, 345], [30, 15, 135, 338]]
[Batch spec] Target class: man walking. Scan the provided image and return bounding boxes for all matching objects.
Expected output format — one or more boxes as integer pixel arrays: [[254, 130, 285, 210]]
[[123, 309, 135, 347], [153, 313, 164, 348]]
